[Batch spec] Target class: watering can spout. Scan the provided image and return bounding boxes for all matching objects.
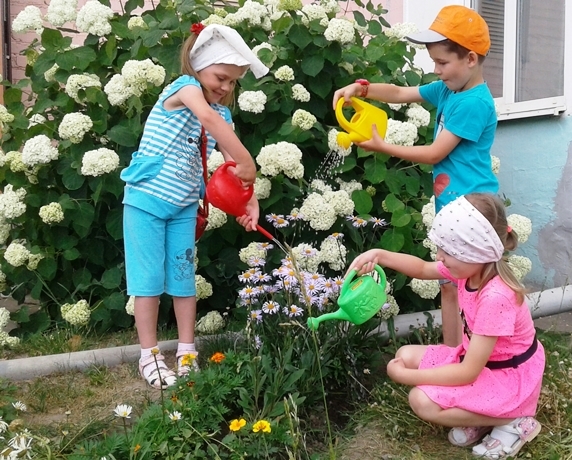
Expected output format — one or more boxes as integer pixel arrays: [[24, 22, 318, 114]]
[[335, 97, 388, 149], [307, 309, 352, 331]]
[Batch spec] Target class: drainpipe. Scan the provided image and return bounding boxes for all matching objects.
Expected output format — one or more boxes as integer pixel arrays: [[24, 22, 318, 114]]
[[0, 287, 571, 381]]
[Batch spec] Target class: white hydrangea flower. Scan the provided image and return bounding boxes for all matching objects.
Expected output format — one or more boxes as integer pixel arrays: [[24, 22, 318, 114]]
[[310, 179, 332, 193], [507, 255, 532, 281], [0, 331, 20, 347], [239, 242, 267, 264], [405, 103, 431, 127], [5, 151, 27, 172], [379, 294, 400, 320], [125, 296, 135, 315], [328, 129, 352, 157], [421, 196, 436, 231], [423, 237, 437, 260], [58, 112, 93, 143], [319, 236, 347, 271], [4, 241, 31, 267], [76, 1, 114, 36], [39, 202, 65, 225], [46, 0, 78, 27], [291, 84, 310, 102], [252, 42, 276, 67], [65, 73, 101, 102], [237, 91, 267, 114], [324, 18, 355, 44], [22, 134, 59, 166], [202, 14, 228, 26], [410, 278, 440, 299], [12, 6, 44, 34], [27, 253, 44, 270], [387, 102, 404, 111], [81, 148, 120, 176], [299, 4, 329, 26], [195, 274, 213, 300], [61, 299, 91, 326], [254, 176, 272, 200], [29, 113, 47, 127], [384, 22, 419, 41], [205, 205, 228, 230], [44, 64, 59, 83], [324, 190, 355, 216], [292, 109, 316, 131], [320, 0, 340, 14], [0, 105, 14, 124], [0, 270, 6, 293], [127, 16, 147, 30], [0, 185, 27, 220], [196, 310, 225, 334], [0, 222, 10, 245], [121, 59, 166, 96], [299, 193, 337, 231], [274, 65, 295, 81], [385, 119, 418, 146], [336, 178, 362, 196], [104, 74, 133, 106], [0, 307, 10, 329], [225, 0, 269, 29], [491, 155, 500, 174], [206, 149, 225, 174], [256, 142, 304, 179], [507, 214, 532, 244]]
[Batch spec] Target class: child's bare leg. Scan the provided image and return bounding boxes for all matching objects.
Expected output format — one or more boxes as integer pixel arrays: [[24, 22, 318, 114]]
[[408, 387, 513, 428], [440, 281, 462, 347], [134, 296, 160, 348], [395, 345, 428, 369], [173, 296, 197, 344]]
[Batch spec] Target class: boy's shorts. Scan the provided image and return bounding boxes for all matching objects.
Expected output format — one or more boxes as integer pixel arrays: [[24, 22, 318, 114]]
[[123, 203, 198, 297]]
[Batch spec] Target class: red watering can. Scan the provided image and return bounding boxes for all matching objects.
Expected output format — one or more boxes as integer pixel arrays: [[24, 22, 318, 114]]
[[206, 162, 275, 242]]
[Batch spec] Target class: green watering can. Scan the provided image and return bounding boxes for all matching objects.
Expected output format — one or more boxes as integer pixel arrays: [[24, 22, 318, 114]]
[[307, 265, 388, 330]]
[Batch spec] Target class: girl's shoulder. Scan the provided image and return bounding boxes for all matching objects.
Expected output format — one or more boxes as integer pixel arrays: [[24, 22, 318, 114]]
[[163, 75, 201, 94]]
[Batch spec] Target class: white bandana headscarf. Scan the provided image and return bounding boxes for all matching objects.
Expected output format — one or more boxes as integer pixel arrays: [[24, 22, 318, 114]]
[[190, 25, 269, 79], [428, 196, 504, 263]]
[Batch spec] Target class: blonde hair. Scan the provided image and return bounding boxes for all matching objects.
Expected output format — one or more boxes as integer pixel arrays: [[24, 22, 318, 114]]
[[465, 193, 526, 304], [180, 33, 239, 107]]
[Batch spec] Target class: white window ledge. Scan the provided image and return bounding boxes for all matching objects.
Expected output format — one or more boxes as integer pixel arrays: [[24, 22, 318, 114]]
[[496, 96, 567, 121]]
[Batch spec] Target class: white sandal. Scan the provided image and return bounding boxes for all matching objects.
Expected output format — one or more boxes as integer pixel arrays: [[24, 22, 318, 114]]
[[139, 354, 177, 389], [448, 426, 491, 447], [472, 417, 541, 458], [176, 351, 200, 377]]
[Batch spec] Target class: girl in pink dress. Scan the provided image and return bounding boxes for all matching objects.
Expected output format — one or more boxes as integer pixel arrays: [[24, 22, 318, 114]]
[[347, 193, 545, 458]]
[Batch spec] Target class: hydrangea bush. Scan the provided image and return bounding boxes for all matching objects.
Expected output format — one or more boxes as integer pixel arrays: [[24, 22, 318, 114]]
[[0, 0, 484, 342]]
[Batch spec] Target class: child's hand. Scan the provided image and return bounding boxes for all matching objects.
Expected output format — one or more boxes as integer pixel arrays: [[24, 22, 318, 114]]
[[332, 83, 360, 109], [236, 193, 259, 232], [233, 161, 257, 186], [347, 250, 382, 276], [357, 124, 388, 153]]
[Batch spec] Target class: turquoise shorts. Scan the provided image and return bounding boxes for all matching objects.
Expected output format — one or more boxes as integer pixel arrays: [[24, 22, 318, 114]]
[[123, 203, 198, 297]]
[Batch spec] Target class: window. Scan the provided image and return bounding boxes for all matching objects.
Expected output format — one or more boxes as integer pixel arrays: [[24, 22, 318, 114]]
[[474, 0, 566, 120]]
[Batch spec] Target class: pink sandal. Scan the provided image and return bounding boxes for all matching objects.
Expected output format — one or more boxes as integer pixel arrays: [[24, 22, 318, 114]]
[[448, 426, 491, 447], [139, 354, 177, 389], [472, 417, 541, 458]]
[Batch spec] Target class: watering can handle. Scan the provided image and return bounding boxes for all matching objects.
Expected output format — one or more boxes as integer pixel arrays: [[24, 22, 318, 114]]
[[373, 264, 387, 289], [341, 264, 387, 293], [335, 97, 351, 132], [340, 268, 358, 294]]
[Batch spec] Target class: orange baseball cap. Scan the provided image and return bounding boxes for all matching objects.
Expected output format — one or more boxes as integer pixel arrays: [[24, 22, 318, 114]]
[[406, 5, 490, 56]]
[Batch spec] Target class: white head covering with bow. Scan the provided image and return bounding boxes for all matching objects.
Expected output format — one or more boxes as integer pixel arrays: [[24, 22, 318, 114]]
[[190, 24, 269, 79], [428, 196, 504, 263]]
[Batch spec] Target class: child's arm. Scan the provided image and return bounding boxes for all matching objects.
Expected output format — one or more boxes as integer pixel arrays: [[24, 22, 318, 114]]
[[235, 193, 260, 232], [360, 125, 461, 165], [387, 334, 497, 387], [333, 82, 423, 108], [171, 85, 257, 185], [347, 248, 441, 280]]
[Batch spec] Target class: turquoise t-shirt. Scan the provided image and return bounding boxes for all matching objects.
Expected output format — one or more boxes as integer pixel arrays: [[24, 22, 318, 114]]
[[419, 80, 499, 212]]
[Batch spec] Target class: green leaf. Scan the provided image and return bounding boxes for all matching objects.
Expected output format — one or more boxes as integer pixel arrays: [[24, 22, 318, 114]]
[[288, 24, 313, 50], [101, 267, 122, 289], [390, 209, 411, 227], [380, 229, 404, 252], [106, 208, 124, 241], [56, 47, 97, 71], [63, 248, 81, 260], [36, 257, 57, 280], [40, 28, 71, 51], [384, 193, 405, 212], [72, 268, 92, 289], [107, 123, 141, 147], [62, 166, 85, 191], [3, 88, 23, 106], [352, 190, 373, 215], [362, 158, 387, 184], [149, 43, 181, 77], [301, 54, 324, 77]]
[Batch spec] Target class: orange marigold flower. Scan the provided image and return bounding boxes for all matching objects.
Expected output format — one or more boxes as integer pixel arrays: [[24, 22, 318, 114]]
[[186, 381, 195, 388], [134, 444, 141, 453], [210, 352, 225, 363], [229, 418, 247, 432], [252, 419, 271, 433], [171, 394, 178, 403]]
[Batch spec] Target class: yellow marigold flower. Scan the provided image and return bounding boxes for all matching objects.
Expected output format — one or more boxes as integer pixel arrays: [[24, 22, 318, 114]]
[[210, 352, 225, 363], [180, 353, 197, 367], [252, 419, 271, 433], [134, 444, 141, 453], [229, 418, 247, 432]]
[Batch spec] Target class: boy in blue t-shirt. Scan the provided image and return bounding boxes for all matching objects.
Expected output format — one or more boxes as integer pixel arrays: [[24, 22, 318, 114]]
[[332, 5, 499, 350]]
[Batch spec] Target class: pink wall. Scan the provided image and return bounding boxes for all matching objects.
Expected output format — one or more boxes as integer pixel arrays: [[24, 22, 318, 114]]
[[9, 0, 403, 83]]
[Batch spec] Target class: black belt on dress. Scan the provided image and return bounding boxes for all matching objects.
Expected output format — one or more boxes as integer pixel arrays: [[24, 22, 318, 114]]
[[460, 335, 538, 370]]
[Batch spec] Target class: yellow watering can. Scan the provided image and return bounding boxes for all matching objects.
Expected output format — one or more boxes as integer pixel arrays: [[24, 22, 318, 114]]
[[335, 97, 388, 149], [307, 265, 388, 330]]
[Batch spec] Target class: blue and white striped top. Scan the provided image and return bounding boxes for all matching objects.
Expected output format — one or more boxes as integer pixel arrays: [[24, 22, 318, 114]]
[[121, 75, 232, 210]]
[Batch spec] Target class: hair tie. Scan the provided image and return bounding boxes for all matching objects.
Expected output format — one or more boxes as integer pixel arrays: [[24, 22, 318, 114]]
[[507, 226, 512, 233], [191, 23, 206, 35]]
